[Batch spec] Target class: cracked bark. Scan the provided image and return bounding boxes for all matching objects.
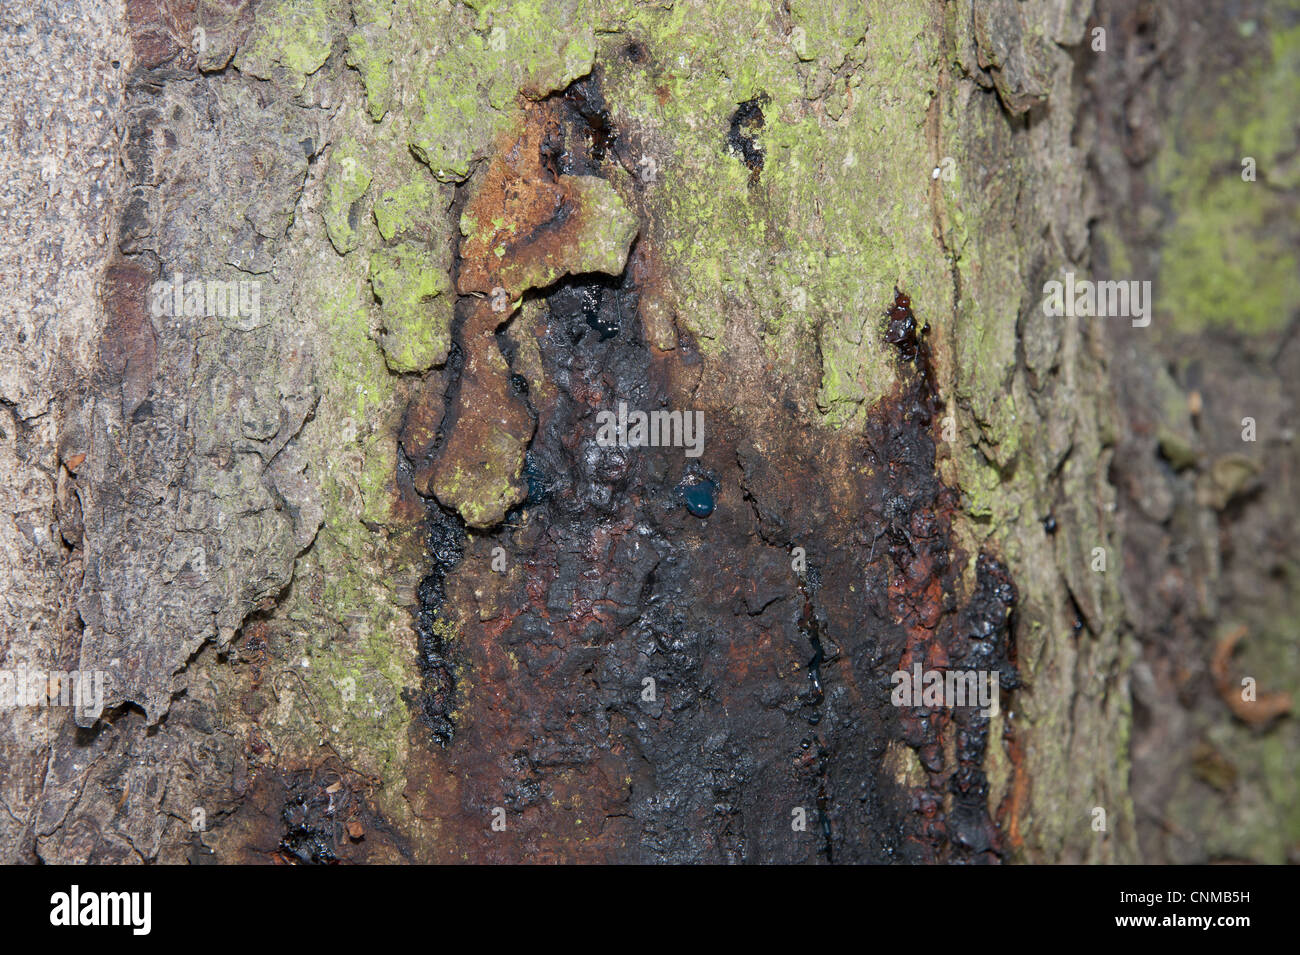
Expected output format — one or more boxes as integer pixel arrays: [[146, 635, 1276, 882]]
[[1, 0, 1292, 864]]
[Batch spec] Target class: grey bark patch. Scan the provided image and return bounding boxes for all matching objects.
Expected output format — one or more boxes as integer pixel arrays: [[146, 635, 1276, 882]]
[[70, 69, 324, 727]]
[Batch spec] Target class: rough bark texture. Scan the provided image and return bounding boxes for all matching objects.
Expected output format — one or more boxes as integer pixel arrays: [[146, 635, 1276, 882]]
[[1090, 0, 1300, 864], [0, 0, 1292, 863]]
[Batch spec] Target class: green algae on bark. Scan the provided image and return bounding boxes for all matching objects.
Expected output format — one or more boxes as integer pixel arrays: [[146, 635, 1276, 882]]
[[235, 0, 345, 89], [592, 0, 955, 427], [1156, 23, 1300, 336], [323, 143, 373, 254], [369, 243, 454, 373]]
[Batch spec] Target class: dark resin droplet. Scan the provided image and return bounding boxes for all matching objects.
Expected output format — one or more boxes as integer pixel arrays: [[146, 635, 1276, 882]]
[[523, 455, 550, 504], [586, 310, 619, 341], [680, 478, 717, 517]]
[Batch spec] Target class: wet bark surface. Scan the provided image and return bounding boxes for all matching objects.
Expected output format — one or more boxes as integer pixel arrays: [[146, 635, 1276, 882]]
[[401, 272, 1020, 862], [382, 88, 1029, 860]]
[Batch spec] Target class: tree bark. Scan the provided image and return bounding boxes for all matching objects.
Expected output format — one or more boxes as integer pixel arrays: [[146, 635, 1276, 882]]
[[0, 0, 1292, 863]]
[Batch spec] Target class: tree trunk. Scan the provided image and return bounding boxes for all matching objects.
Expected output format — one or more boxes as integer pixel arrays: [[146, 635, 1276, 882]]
[[0, 0, 1292, 863]]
